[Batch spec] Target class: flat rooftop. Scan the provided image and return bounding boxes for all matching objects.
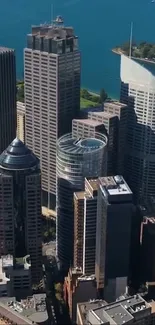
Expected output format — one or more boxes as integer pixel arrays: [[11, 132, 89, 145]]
[[78, 300, 107, 325], [99, 175, 132, 197], [79, 295, 152, 325], [73, 119, 104, 127], [74, 191, 88, 200], [104, 101, 127, 109], [0, 294, 48, 325], [74, 179, 99, 200], [89, 111, 116, 118], [85, 178, 99, 192]]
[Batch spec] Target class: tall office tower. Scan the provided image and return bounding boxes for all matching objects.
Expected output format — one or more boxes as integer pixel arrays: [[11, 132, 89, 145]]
[[24, 19, 81, 208], [0, 138, 42, 283], [17, 101, 25, 143], [88, 111, 118, 175], [120, 54, 155, 205], [74, 178, 98, 275], [72, 119, 105, 138], [95, 175, 133, 302], [103, 101, 128, 175], [56, 133, 107, 268], [0, 48, 16, 154]]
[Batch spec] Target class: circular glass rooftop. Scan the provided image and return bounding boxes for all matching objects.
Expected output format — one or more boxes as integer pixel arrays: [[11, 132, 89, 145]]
[[0, 138, 39, 170], [57, 133, 107, 155], [79, 138, 103, 149]]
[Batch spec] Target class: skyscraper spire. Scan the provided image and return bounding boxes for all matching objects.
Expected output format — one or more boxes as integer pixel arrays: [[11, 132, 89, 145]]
[[129, 21, 133, 58]]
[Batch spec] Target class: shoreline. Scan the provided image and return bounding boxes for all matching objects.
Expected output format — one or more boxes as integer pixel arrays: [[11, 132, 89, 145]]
[[112, 48, 155, 65]]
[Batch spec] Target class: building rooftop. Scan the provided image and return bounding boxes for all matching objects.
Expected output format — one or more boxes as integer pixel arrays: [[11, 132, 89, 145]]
[[74, 179, 99, 200], [99, 175, 132, 197], [73, 119, 104, 127], [57, 133, 107, 155], [0, 47, 14, 53], [29, 19, 76, 40], [0, 138, 40, 170], [74, 191, 87, 200], [89, 111, 116, 118], [85, 178, 99, 192], [104, 101, 127, 109], [0, 294, 48, 324], [78, 295, 152, 325]]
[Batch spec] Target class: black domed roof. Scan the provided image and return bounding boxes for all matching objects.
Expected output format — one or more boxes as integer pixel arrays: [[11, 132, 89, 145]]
[[0, 138, 39, 170]]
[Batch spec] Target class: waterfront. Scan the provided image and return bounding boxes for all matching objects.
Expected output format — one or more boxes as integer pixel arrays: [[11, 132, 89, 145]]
[[1, 0, 155, 98]]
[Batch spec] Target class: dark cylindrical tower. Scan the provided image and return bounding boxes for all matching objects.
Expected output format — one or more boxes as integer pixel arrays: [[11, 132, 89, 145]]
[[0, 138, 42, 284]]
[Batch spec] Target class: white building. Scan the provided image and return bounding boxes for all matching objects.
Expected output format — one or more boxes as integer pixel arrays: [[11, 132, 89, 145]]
[[120, 54, 155, 205]]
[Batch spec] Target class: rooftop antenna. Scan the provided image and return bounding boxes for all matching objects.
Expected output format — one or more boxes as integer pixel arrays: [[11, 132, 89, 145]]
[[129, 21, 133, 58]]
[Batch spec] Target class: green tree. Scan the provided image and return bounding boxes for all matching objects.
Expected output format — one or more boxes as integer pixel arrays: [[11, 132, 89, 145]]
[[90, 95, 99, 103], [80, 89, 91, 100], [121, 42, 130, 54], [141, 44, 152, 58], [147, 46, 155, 59], [99, 88, 108, 103], [17, 82, 24, 102]]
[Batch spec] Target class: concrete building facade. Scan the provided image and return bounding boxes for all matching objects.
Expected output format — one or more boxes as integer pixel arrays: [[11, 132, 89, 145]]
[[0, 48, 16, 154], [24, 20, 81, 208], [95, 176, 133, 302], [74, 178, 99, 275], [17, 102, 25, 143], [72, 119, 105, 138], [0, 138, 42, 284]]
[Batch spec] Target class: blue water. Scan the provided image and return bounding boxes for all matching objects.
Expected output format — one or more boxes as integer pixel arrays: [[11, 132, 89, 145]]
[[0, 0, 155, 98]]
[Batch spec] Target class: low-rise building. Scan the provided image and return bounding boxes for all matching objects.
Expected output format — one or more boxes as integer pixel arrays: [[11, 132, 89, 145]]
[[0, 255, 31, 298], [0, 294, 49, 325], [77, 295, 155, 325], [64, 267, 97, 323]]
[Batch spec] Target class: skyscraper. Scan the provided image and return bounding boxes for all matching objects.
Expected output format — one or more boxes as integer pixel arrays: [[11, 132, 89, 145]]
[[24, 19, 81, 208], [0, 48, 16, 154], [74, 178, 99, 275], [56, 132, 107, 269], [0, 138, 42, 283], [95, 175, 133, 302], [120, 54, 155, 205]]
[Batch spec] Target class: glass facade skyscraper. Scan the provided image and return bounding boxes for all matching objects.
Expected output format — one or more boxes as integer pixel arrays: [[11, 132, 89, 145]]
[[0, 138, 42, 284]]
